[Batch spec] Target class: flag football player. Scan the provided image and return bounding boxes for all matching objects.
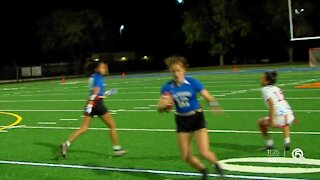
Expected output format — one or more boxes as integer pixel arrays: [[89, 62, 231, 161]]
[[258, 71, 296, 151], [157, 56, 224, 179], [60, 59, 127, 158]]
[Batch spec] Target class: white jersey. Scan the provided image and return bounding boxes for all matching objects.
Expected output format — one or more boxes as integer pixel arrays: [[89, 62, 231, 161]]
[[261, 85, 293, 116]]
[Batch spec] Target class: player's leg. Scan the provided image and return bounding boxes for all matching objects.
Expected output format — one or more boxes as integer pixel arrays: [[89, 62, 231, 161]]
[[257, 116, 274, 149], [194, 128, 224, 176], [100, 112, 127, 156], [60, 115, 92, 158], [277, 114, 293, 151], [177, 132, 208, 179], [282, 125, 290, 151]]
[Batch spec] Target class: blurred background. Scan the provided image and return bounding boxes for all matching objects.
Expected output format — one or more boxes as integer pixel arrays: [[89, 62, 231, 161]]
[[0, 0, 319, 80]]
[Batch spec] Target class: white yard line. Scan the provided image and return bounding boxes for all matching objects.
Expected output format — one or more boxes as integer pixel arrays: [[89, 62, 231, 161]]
[[0, 125, 26, 129], [8, 125, 26, 129], [0, 160, 312, 180], [218, 78, 318, 97], [148, 104, 157, 107], [60, 81, 80, 85], [0, 130, 8, 133], [37, 122, 57, 125], [59, 119, 78, 121], [14, 125, 320, 135], [133, 107, 151, 110]]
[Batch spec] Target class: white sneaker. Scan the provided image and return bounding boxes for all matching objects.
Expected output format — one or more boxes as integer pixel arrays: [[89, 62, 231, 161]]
[[113, 149, 127, 156]]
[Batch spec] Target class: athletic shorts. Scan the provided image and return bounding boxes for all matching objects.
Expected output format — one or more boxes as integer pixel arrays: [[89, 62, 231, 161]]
[[263, 113, 295, 128], [175, 111, 207, 133], [85, 98, 108, 117]]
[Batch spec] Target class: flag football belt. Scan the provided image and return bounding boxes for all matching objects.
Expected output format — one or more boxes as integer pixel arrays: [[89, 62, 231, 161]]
[[175, 109, 202, 117], [88, 95, 105, 102]]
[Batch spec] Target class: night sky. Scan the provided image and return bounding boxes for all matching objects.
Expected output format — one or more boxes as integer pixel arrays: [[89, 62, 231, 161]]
[[1, 0, 185, 66], [1, 0, 320, 67]]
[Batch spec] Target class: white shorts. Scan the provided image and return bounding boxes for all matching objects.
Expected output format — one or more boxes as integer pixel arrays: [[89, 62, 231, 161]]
[[263, 113, 295, 128]]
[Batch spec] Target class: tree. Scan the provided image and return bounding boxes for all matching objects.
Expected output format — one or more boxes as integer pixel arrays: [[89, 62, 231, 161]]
[[182, 0, 250, 66], [37, 9, 105, 74]]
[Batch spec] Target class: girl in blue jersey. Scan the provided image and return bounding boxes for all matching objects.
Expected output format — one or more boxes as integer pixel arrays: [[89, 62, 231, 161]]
[[157, 56, 224, 179], [60, 59, 126, 158]]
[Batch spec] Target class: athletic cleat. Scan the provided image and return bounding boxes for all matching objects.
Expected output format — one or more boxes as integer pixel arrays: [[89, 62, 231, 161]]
[[213, 163, 224, 177], [60, 143, 68, 158], [113, 149, 127, 156], [284, 143, 290, 151], [200, 168, 209, 180]]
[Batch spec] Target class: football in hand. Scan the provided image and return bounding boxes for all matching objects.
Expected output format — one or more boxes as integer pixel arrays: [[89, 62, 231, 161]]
[[159, 92, 174, 112]]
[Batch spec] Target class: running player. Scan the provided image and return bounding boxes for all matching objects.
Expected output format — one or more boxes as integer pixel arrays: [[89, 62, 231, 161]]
[[157, 56, 224, 179], [258, 71, 295, 151], [60, 59, 127, 158]]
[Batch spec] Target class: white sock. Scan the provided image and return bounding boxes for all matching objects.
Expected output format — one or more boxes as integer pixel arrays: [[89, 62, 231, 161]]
[[266, 139, 274, 147], [66, 141, 71, 147], [284, 137, 290, 144], [113, 146, 121, 151]]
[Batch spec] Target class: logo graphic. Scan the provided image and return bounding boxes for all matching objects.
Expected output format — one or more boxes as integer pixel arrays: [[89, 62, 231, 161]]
[[291, 148, 304, 160]]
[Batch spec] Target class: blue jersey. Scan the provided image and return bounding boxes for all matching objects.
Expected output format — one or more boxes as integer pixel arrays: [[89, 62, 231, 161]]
[[161, 77, 204, 113], [89, 73, 105, 96]]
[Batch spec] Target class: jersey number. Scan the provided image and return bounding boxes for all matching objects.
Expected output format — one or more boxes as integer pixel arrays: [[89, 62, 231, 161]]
[[176, 96, 190, 108]]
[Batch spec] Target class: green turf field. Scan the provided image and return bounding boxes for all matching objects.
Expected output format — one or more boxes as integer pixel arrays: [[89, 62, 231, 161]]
[[0, 66, 320, 180]]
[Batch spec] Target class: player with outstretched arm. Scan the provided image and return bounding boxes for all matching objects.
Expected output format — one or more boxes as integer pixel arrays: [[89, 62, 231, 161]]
[[60, 59, 127, 158], [258, 71, 296, 151], [157, 56, 224, 179]]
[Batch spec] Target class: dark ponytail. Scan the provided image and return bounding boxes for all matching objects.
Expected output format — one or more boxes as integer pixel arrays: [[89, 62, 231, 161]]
[[85, 58, 102, 75], [265, 71, 277, 85]]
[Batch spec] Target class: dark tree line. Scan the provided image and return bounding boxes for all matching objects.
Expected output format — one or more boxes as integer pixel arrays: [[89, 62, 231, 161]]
[[36, 1, 319, 69]]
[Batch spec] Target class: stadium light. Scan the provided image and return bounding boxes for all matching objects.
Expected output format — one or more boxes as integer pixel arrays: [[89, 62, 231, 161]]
[[120, 56, 127, 61], [120, 25, 124, 31], [294, 8, 304, 15], [177, 0, 184, 4], [142, 55, 151, 61], [120, 25, 125, 39]]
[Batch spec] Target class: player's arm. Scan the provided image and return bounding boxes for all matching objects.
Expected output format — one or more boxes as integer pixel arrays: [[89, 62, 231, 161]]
[[266, 98, 276, 127], [200, 89, 223, 113], [158, 86, 170, 113], [200, 89, 217, 104], [157, 97, 166, 113]]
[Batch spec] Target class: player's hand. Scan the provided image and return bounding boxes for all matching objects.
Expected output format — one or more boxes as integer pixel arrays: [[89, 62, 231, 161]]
[[85, 104, 93, 114], [210, 106, 224, 115], [105, 88, 118, 96]]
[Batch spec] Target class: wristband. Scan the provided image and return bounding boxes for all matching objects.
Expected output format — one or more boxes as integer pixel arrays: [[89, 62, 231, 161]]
[[208, 101, 219, 107], [89, 95, 97, 101]]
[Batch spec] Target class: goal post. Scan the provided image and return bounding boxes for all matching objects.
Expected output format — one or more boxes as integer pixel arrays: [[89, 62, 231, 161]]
[[309, 48, 320, 67], [288, 0, 320, 41]]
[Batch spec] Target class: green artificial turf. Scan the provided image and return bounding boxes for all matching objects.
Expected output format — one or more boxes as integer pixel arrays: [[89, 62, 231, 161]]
[[0, 66, 319, 179]]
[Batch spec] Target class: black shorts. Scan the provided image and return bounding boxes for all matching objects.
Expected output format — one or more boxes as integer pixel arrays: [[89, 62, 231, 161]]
[[85, 99, 108, 117], [175, 111, 207, 133]]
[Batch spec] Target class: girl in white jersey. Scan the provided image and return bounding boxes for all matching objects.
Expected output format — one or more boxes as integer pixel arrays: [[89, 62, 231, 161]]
[[258, 71, 296, 151]]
